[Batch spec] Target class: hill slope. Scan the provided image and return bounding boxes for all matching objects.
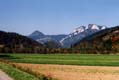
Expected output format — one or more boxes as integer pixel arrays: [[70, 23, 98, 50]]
[[0, 31, 44, 53], [73, 26, 119, 54]]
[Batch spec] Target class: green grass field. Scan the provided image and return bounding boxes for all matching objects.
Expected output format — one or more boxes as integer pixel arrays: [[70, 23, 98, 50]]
[[1, 54, 119, 66]]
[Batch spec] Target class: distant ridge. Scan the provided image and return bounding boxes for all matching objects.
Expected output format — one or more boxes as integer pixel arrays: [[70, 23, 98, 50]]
[[29, 30, 67, 48]]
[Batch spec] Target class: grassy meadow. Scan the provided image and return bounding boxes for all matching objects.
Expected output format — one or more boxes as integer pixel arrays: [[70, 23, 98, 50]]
[[1, 54, 119, 66]]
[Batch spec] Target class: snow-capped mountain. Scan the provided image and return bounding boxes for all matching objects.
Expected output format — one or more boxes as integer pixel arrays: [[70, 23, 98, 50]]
[[88, 24, 106, 30], [29, 24, 107, 48], [70, 26, 86, 36], [60, 24, 107, 48]]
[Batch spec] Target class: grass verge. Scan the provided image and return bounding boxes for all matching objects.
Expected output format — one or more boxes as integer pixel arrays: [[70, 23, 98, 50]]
[[0, 61, 55, 80], [0, 62, 40, 80]]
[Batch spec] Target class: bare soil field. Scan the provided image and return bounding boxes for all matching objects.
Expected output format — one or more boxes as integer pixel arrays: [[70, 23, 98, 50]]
[[0, 70, 13, 80], [13, 63, 119, 80]]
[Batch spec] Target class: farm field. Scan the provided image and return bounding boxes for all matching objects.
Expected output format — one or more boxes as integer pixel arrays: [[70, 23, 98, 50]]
[[12, 63, 119, 80], [1, 54, 119, 80], [1, 54, 119, 66]]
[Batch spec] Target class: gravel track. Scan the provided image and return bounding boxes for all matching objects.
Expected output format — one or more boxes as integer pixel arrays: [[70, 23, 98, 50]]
[[0, 70, 13, 80]]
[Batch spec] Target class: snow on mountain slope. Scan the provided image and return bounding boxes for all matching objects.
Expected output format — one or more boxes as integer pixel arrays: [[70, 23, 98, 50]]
[[29, 24, 107, 48], [60, 24, 107, 48]]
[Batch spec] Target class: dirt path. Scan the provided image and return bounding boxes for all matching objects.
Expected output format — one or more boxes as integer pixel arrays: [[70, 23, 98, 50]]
[[14, 63, 119, 80], [0, 70, 13, 80]]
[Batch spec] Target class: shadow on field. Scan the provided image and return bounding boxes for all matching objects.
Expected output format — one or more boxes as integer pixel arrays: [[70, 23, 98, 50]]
[[0, 54, 18, 59]]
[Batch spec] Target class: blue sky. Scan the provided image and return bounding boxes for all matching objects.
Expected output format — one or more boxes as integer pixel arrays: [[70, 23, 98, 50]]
[[0, 0, 119, 35]]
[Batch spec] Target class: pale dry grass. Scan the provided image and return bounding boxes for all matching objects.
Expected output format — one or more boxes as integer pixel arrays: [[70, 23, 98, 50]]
[[13, 63, 119, 80]]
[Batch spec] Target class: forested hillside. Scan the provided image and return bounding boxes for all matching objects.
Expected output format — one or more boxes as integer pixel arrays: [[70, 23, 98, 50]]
[[0, 31, 44, 53], [73, 26, 119, 54]]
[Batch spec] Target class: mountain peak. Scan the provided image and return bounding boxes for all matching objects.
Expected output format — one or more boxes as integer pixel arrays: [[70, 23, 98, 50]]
[[69, 26, 86, 36], [88, 24, 100, 30], [31, 30, 44, 36], [74, 26, 86, 33], [70, 24, 107, 36], [29, 30, 45, 40], [88, 24, 107, 30]]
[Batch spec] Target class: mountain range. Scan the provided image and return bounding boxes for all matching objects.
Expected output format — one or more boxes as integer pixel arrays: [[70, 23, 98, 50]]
[[29, 24, 107, 48], [0, 24, 119, 54]]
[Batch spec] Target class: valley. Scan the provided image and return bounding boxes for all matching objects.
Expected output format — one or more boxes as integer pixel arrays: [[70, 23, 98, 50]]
[[0, 24, 119, 80], [0, 0, 119, 80]]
